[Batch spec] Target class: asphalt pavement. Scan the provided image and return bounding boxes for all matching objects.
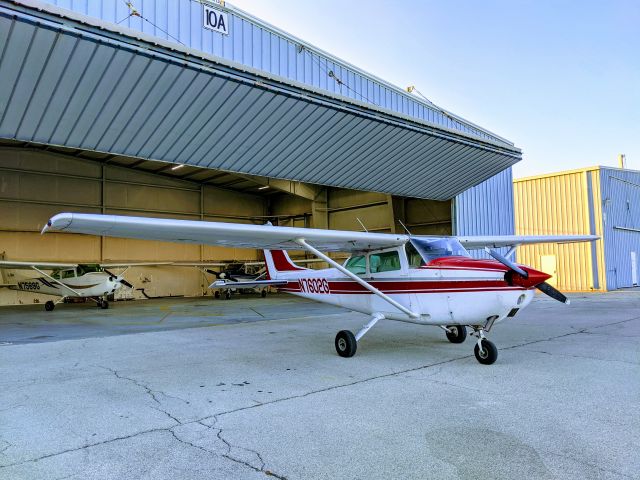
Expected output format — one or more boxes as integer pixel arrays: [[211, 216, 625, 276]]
[[0, 291, 638, 479]]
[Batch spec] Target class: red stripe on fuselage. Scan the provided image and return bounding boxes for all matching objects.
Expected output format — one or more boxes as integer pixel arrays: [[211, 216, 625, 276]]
[[278, 279, 525, 294]]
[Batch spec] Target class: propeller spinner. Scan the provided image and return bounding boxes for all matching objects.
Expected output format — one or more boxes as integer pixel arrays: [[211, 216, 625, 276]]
[[485, 248, 570, 305]]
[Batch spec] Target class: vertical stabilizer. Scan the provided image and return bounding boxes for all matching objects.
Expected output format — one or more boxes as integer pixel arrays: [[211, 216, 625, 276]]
[[263, 250, 306, 279]]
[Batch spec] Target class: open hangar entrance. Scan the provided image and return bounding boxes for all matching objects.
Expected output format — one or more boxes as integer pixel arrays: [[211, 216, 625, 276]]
[[0, 141, 457, 305], [0, 0, 519, 305]]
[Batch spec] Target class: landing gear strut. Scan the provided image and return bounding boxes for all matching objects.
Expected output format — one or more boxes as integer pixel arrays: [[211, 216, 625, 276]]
[[334, 313, 384, 358]]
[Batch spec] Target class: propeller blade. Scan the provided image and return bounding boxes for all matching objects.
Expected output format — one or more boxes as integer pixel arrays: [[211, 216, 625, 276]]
[[536, 281, 570, 305], [485, 247, 528, 278], [206, 269, 219, 277], [103, 268, 117, 280], [119, 278, 134, 289]]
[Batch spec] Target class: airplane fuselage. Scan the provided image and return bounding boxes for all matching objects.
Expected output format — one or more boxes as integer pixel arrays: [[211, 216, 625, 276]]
[[12, 272, 122, 298], [274, 258, 535, 327]]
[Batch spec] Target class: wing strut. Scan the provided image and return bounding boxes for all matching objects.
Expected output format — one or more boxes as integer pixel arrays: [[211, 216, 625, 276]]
[[31, 267, 82, 297], [294, 238, 419, 319]]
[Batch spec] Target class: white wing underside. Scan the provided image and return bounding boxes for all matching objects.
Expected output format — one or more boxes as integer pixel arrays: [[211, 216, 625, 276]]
[[0, 260, 78, 270], [44, 213, 598, 252]]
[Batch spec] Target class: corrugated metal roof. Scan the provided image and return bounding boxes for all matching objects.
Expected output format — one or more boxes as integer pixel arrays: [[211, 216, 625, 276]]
[[0, 1, 522, 200], [42, 0, 515, 146]]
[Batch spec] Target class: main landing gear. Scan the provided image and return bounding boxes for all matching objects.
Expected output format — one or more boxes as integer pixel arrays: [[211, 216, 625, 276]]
[[334, 313, 385, 358], [45, 300, 55, 311]]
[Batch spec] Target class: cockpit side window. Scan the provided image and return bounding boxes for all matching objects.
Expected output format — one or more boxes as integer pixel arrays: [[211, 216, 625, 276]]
[[369, 251, 401, 273], [344, 255, 367, 275]]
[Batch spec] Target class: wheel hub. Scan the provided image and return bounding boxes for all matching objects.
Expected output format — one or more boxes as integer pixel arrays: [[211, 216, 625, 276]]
[[337, 338, 346, 351]]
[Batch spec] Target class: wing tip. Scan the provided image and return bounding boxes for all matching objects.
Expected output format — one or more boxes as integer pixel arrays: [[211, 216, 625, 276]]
[[42, 212, 74, 234]]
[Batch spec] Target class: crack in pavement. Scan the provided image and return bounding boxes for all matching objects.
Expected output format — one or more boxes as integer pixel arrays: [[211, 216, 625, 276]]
[[196, 418, 288, 480], [523, 349, 640, 366], [96, 365, 187, 424]]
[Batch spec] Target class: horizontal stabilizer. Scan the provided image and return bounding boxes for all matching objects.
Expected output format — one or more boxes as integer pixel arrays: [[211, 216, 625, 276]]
[[210, 279, 289, 289]]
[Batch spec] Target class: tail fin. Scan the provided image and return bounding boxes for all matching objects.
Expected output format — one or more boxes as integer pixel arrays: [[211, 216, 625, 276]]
[[263, 250, 306, 279]]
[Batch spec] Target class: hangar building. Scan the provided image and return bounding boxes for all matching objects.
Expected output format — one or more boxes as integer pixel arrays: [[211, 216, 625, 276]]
[[515, 165, 640, 292], [0, 0, 519, 305]]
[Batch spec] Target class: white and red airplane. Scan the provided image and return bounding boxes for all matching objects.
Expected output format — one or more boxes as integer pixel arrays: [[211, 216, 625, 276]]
[[43, 213, 597, 364]]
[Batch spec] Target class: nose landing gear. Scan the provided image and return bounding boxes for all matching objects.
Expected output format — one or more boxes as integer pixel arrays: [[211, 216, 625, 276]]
[[471, 328, 498, 365]]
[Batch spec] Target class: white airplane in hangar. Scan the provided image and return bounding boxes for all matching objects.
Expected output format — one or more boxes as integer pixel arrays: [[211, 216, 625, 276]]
[[43, 213, 597, 364], [0, 261, 145, 311]]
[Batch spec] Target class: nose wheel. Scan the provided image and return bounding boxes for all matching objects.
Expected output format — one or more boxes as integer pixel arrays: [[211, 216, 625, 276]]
[[471, 329, 498, 365]]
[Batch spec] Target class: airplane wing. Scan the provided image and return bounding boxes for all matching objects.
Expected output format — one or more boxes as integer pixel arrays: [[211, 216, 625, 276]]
[[43, 213, 408, 252], [0, 260, 78, 270], [458, 235, 599, 249]]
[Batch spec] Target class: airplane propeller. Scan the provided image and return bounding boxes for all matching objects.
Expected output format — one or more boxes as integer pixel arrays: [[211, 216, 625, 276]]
[[103, 268, 134, 289], [485, 248, 570, 305]]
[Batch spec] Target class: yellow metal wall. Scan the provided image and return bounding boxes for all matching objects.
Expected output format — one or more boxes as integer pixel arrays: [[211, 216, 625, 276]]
[[514, 168, 605, 291]]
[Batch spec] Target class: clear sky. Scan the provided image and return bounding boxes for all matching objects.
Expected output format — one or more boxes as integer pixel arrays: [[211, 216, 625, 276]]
[[231, 0, 639, 178]]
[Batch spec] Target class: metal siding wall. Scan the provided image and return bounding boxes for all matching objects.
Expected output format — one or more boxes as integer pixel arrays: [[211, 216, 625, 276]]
[[454, 168, 514, 259], [514, 170, 601, 291], [41, 0, 509, 145], [599, 167, 640, 289]]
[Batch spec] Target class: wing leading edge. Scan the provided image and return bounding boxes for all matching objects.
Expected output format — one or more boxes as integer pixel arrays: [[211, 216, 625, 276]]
[[44, 213, 408, 253], [459, 235, 599, 249]]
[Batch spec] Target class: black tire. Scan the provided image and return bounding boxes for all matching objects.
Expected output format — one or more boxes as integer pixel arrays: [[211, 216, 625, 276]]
[[225, 291, 232, 300], [100, 300, 109, 310], [214, 291, 221, 299], [445, 325, 467, 344], [335, 330, 357, 358], [45, 301, 55, 312], [261, 289, 267, 298], [474, 339, 498, 365]]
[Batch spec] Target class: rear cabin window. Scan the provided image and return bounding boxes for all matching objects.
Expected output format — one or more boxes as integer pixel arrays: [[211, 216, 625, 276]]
[[344, 255, 366, 274], [369, 251, 401, 273]]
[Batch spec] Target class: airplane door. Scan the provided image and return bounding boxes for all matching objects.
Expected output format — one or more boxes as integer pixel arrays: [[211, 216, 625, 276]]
[[540, 255, 557, 287], [632, 252, 638, 286]]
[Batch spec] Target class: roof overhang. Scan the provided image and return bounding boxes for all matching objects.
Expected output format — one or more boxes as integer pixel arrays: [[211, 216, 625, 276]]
[[0, 0, 522, 200]]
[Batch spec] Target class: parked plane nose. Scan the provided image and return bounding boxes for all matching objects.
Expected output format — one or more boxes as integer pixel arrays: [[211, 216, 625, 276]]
[[507, 267, 552, 289]]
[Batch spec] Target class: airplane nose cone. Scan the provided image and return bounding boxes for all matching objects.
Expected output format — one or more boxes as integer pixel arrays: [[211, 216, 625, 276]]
[[507, 267, 552, 288]]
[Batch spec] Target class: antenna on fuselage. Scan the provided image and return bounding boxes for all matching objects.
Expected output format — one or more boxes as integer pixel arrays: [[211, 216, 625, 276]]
[[398, 219, 412, 236], [356, 217, 368, 232]]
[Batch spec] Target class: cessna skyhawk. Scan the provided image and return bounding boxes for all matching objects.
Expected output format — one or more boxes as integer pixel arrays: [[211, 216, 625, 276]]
[[0, 261, 139, 311], [43, 213, 597, 364]]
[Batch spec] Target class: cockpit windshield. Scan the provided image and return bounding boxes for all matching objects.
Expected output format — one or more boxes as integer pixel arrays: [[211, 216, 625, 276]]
[[406, 237, 471, 267]]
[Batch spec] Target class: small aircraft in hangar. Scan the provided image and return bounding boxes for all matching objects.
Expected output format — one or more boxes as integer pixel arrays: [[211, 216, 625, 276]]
[[43, 213, 597, 364], [0, 261, 145, 311]]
